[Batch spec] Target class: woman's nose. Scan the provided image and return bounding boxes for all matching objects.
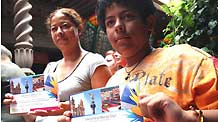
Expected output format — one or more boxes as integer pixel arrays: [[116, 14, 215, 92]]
[[115, 19, 124, 33], [57, 26, 64, 34]]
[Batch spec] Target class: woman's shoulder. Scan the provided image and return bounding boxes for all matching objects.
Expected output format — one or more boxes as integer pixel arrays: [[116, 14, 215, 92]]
[[84, 52, 105, 63], [86, 52, 105, 59], [46, 60, 61, 68], [79, 52, 107, 71], [43, 60, 61, 74], [106, 68, 125, 87], [157, 44, 211, 59]]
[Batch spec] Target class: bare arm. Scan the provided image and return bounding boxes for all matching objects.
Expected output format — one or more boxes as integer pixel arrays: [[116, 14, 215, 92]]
[[202, 110, 218, 122], [183, 109, 218, 122], [91, 65, 112, 88]]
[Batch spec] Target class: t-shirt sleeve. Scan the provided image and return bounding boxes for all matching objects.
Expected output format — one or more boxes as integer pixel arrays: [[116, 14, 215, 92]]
[[192, 57, 218, 109], [87, 53, 107, 78]]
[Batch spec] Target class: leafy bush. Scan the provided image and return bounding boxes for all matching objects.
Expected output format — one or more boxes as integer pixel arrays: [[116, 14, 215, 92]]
[[161, 0, 218, 56]]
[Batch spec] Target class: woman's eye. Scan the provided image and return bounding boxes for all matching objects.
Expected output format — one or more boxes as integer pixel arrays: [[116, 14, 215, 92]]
[[61, 23, 70, 29], [123, 14, 134, 20], [106, 20, 115, 28], [51, 27, 57, 32]]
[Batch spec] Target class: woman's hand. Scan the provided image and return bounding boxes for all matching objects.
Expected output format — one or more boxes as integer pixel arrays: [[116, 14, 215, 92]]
[[3, 93, 16, 110], [138, 92, 196, 122], [57, 111, 72, 122]]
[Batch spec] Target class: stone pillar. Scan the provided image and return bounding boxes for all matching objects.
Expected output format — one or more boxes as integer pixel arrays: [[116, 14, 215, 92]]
[[13, 0, 33, 69]]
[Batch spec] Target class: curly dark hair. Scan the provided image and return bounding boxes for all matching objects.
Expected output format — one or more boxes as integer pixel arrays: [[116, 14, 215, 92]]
[[96, 0, 156, 33]]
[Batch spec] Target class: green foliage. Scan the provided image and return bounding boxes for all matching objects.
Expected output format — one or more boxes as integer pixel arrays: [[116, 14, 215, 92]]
[[161, 0, 218, 56]]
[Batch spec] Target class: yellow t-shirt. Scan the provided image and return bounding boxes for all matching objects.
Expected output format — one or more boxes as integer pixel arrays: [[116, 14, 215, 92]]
[[106, 44, 218, 121]]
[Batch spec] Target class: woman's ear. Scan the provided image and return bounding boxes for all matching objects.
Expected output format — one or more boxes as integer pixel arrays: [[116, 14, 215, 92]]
[[78, 24, 84, 36], [146, 15, 157, 34]]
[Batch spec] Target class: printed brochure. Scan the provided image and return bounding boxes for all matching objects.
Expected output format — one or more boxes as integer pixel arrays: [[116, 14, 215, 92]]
[[70, 83, 143, 122], [9, 74, 59, 114]]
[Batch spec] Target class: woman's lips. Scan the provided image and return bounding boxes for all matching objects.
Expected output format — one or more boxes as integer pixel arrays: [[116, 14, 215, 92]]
[[115, 36, 130, 41]]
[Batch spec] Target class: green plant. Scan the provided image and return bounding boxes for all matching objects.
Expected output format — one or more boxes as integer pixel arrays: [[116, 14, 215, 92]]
[[161, 0, 218, 56]]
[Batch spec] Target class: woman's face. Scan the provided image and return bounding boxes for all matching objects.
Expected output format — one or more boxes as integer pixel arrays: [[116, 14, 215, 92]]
[[105, 3, 150, 58], [50, 12, 79, 50]]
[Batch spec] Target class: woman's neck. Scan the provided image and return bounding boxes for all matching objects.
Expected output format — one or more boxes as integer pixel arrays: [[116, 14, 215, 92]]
[[61, 45, 83, 62], [126, 46, 152, 67]]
